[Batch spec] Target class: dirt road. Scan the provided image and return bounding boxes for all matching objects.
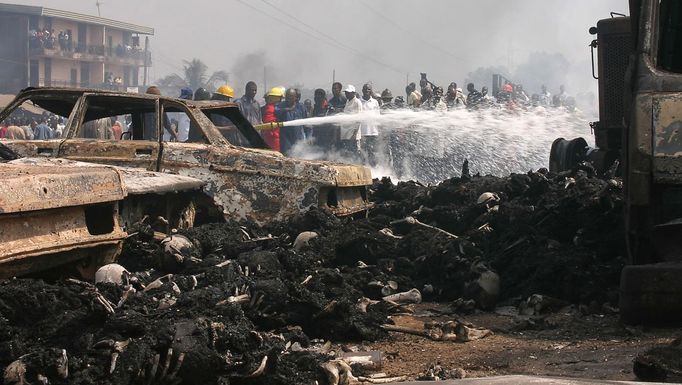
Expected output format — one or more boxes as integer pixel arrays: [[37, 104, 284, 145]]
[[369, 304, 678, 381]]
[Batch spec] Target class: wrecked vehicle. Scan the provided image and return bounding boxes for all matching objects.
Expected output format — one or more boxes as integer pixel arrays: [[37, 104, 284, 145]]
[[549, 0, 682, 324], [0, 143, 204, 279], [0, 88, 372, 224]]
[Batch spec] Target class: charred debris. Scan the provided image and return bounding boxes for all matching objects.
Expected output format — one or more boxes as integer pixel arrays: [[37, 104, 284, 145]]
[[0, 162, 628, 384]]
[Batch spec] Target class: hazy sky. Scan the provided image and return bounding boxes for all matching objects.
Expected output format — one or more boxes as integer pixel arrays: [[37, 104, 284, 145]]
[[20, 0, 627, 95]]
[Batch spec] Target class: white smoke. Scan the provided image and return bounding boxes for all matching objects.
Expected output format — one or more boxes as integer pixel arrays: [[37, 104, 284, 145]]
[[287, 107, 593, 184]]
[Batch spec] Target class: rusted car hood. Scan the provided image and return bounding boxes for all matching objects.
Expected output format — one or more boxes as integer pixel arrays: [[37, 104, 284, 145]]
[[0, 161, 125, 214], [8, 157, 205, 196]]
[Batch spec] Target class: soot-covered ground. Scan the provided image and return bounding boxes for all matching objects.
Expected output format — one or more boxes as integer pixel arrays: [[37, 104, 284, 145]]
[[0, 163, 630, 385]]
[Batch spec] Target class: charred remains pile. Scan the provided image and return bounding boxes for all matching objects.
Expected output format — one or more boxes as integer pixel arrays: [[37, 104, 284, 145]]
[[0, 164, 626, 385]]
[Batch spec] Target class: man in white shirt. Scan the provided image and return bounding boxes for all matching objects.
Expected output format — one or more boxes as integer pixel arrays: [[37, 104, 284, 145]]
[[340, 84, 362, 160], [360, 83, 380, 166]]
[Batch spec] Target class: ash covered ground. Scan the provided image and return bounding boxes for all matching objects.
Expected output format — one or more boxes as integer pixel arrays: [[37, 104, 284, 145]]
[[0, 162, 635, 384]]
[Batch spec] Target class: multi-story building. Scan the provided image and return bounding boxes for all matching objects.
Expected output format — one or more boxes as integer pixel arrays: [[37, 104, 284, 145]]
[[0, 3, 153, 94]]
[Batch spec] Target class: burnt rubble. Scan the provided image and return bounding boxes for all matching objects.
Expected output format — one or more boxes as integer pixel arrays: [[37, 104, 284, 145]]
[[0, 164, 626, 385]]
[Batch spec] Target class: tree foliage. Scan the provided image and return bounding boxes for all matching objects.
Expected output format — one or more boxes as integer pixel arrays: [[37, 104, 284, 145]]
[[156, 58, 229, 93]]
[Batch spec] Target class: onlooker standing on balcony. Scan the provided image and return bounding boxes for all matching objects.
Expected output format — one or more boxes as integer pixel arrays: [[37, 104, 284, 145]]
[[58, 31, 66, 50]]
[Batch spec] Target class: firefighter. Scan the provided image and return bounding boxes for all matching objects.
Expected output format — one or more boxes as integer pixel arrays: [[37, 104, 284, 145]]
[[212, 85, 234, 102], [261, 86, 285, 152]]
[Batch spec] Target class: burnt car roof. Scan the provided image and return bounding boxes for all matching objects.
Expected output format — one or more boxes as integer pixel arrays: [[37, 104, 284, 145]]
[[16, 87, 241, 109]]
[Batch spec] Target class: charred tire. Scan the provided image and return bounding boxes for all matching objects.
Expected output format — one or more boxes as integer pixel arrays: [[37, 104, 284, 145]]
[[549, 137, 588, 173]]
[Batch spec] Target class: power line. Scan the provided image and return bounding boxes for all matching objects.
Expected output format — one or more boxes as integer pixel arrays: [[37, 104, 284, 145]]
[[232, 0, 407, 75], [257, 0, 405, 74], [359, 1, 463, 63]]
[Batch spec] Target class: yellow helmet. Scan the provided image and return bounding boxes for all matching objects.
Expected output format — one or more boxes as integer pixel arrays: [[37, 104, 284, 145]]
[[267, 86, 285, 98], [215, 85, 235, 98]]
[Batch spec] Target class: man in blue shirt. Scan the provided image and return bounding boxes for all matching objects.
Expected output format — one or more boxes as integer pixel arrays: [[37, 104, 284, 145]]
[[275, 88, 307, 155], [33, 118, 53, 139]]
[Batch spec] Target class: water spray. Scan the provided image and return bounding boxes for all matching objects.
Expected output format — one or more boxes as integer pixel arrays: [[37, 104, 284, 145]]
[[253, 108, 593, 184]]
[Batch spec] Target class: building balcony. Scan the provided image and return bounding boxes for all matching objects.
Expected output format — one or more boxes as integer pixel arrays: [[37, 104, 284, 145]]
[[36, 78, 140, 93], [29, 41, 151, 66]]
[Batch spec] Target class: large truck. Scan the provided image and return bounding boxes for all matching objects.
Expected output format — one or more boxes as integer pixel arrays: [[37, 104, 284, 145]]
[[549, 0, 682, 323]]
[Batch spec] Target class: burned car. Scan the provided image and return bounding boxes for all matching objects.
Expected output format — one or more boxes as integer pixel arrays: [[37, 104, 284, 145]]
[[0, 144, 204, 279], [0, 88, 372, 224]]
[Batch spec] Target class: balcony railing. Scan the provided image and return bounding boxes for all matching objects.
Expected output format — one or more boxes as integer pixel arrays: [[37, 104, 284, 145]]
[[29, 39, 151, 65], [35, 78, 140, 92]]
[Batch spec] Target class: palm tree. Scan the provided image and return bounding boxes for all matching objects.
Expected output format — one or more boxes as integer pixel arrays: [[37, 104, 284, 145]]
[[157, 58, 229, 92], [183, 59, 208, 91]]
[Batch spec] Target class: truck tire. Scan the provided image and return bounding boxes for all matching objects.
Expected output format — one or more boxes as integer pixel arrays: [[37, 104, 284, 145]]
[[549, 137, 588, 172]]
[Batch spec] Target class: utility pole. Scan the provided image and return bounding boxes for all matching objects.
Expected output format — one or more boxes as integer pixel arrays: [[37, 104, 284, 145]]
[[406, 73, 409, 86], [95, 0, 103, 16], [263, 66, 267, 94], [507, 37, 513, 72], [332, 69, 335, 85], [143, 36, 149, 87]]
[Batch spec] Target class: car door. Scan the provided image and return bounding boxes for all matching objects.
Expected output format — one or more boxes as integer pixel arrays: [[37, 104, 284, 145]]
[[57, 93, 161, 171], [157, 100, 215, 173]]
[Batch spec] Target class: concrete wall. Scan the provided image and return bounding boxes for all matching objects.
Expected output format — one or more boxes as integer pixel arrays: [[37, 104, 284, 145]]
[[106, 29, 125, 48], [50, 18, 76, 37], [51, 58, 79, 86], [89, 62, 104, 85]]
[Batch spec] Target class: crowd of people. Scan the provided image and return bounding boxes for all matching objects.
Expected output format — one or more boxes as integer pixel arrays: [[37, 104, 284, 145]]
[[167, 74, 575, 166], [29, 28, 72, 51], [0, 113, 65, 140], [29, 27, 142, 58], [0, 75, 575, 175]]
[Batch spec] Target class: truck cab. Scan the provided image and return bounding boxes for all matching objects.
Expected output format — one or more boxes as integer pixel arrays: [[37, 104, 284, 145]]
[[550, 0, 682, 323]]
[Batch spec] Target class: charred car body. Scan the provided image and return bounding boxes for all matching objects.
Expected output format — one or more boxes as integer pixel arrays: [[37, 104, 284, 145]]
[[0, 144, 204, 279], [0, 88, 372, 225]]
